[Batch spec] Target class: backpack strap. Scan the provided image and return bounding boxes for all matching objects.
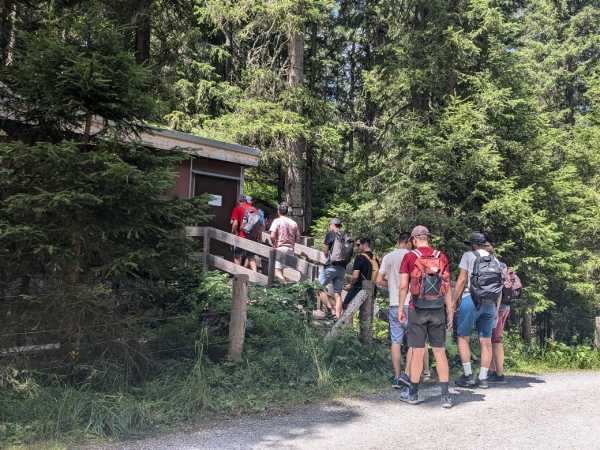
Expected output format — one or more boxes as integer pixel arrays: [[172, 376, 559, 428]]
[[412, 249, 422, 258], [433, 250, 441, 258]]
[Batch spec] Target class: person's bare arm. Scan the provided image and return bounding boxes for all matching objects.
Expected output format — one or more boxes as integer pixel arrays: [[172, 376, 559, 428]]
[[231, 219, 239, 235], [270, 230, 277, 247], [398, 273, 409, 322], [376, 272, 388, 288], [453, 269, 468, 308], [322, 243, 329, 257], [445, 284, 454, 329]]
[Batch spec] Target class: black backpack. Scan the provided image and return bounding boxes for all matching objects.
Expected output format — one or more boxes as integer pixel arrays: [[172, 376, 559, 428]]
[[469, 251, 503, 307]]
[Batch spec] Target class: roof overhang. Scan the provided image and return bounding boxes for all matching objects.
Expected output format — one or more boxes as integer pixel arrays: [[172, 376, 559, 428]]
[[0, 108, 261, 167], [140, 126, 260, 167]]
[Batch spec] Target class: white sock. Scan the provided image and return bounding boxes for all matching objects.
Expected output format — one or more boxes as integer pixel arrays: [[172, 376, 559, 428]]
[[479, 367, 489, 380], [462, 362, 472, 377]]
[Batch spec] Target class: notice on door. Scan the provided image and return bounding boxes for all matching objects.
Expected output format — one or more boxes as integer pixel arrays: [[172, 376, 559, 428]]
[[208, 194, 223, 207]]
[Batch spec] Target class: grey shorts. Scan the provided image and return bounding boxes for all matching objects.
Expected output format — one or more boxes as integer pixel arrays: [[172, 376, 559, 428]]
[[319, 265, 346, 294]]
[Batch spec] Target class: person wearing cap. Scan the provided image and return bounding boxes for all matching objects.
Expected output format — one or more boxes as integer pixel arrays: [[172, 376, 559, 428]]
[[230, 195, 257, 270], [398, 225, 454, 408], [269, 202, 300, 283], [452, 231, 500, 389], [317, 218, 349, 319]]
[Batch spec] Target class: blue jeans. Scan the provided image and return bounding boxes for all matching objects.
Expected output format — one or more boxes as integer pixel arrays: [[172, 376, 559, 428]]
[[389, 305, 409, 344], [318, 265, 345, 294], [457, 294, 497, 338]]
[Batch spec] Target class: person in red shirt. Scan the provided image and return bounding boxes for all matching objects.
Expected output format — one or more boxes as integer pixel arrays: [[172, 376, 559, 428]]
[[398, 225, 454, 408], [230, 195, 257, 270]]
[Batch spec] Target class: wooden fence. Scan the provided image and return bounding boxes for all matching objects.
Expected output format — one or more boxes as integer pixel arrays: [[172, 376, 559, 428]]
[[185, 226, 325, 286]]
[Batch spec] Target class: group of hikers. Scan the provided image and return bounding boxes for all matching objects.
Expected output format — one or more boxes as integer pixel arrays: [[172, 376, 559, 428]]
[[229, 196, 522, 409]]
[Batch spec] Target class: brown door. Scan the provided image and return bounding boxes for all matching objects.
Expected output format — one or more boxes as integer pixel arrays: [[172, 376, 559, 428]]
[[194, 174, 239, 259], [193, 174, 239, 231]]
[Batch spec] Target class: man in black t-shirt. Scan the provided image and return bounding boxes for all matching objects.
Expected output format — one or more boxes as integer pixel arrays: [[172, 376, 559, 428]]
[[343, 237, 377, 308]]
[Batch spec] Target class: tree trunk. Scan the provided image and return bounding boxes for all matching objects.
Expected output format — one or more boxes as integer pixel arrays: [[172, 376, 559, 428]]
[[134, 0, 151, 64], [0, 0, 16, 66], [522, 311, 533, 344], [285, 26, 306, 232]]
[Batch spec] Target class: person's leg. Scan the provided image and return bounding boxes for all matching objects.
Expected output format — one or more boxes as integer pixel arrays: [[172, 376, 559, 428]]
[[400, 308, 425, 404], [476, 303, 497, 386], [428, 307, 451, 407], [405, 348, 413, 376], [491, 306, 510, 377], [492, 343, 505, 375], [332, 267, 345, 319], [456, 295, 476, 381], [423, 346, 431, 378], [247, 255, 257, 272], [388, 306, 403, 379], [274, 253, 287, 282]]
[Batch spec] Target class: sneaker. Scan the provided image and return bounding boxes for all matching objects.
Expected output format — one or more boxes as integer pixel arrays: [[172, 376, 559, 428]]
[[391, 377, 402, 389], [488, 373, 506, 383], [478, 377, 489, 389], [422, 371, 432, 382], [455, 374, 477, 388], [441, 394, 453, 409], [399, 387, 420, 405], [398, 372, 411, 387]]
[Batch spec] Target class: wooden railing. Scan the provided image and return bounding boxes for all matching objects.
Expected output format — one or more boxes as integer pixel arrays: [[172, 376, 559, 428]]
[[186, 226, 325, 286]]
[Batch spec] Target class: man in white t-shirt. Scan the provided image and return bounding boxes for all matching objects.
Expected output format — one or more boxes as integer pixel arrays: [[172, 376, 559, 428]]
[[377, 232, 430, 389], [269, 202, 299, 283], [453, 231, 502, 389]]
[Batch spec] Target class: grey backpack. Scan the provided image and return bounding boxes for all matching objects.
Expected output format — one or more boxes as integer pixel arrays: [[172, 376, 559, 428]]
[[469, 251, 503, 306], [329, 232, 353, 265]]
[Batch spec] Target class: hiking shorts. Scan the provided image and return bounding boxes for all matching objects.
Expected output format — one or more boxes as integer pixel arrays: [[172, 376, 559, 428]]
[[389, 305, 409, 344], [406, 307, 446, 348], [274, 246, 293, 270], [492, 305, 511, 344], [319, 265, 345, 294], [457, 294, 497, 339]]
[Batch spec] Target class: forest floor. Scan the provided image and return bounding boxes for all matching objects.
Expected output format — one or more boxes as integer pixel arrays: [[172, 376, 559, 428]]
[[85, 371, 600, 450]]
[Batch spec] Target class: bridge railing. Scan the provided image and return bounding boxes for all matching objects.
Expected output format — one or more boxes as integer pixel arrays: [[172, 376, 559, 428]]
[[185, 226, 325, 286]]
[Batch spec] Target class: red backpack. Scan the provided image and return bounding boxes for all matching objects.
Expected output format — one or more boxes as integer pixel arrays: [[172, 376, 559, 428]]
[[409, 249, 450, 309]]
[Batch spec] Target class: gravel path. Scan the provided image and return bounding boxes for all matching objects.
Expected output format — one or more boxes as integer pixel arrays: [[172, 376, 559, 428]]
[[89, 372, 600, 450]]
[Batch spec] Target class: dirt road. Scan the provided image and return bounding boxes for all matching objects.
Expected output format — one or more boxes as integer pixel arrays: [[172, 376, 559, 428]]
[[91, 372, 600, 450]]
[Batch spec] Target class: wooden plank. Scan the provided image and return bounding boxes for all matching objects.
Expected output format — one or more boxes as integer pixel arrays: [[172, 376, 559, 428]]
[[185, 226, 205, 237], [294, 242, 327, 265], [209, 228, 272, 258], [202, 227, 210, 271], [595, 317, 600, 350], [273, 248, 320, 281], [207, 254, 269, 285], [326, 289, 369, 340], [267, 248, 276, 286]]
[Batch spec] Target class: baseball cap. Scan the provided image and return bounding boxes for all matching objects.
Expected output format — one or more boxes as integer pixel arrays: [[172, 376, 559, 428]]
[[410, 225, 430, 238], [330, 218, 342, 226], [465, 232, 487, 245]]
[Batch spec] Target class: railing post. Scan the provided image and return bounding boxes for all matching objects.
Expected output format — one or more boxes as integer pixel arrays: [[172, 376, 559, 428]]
[[359, 280, 375, 344], [594, 317, 600, 350], [228, 274, 249, 362], [202, 227, 211, 272], [267, 248, 277, 286]]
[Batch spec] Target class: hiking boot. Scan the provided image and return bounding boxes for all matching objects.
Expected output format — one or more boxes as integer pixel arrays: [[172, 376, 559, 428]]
[[441, 394, 453, 409], [488, 373, 506, 383], [391, 377, 402, 389], [422, 370, 432, 382], [398, 373, 411, 387], [455, 374, 477, 388], [478, 377, 489, 389], [399, 387, 420, 405]]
